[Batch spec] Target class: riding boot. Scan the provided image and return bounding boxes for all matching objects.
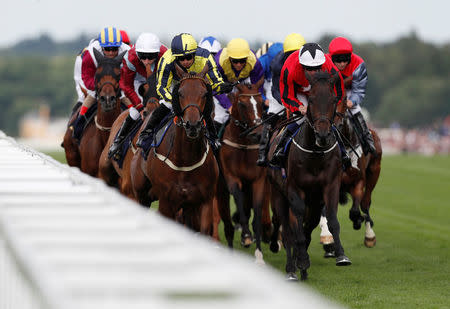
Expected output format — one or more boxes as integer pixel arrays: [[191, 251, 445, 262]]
[[333, 127, 352, 170], [353, 112, 376, 155], [108, 115, 137, 159], [269, 128, 293, 168], [71, 114, 87, 143], [205, 117, 221, 153], [214, 121, 225, 140], [136, 103, 171, 148], [256, 122, 272, 166]]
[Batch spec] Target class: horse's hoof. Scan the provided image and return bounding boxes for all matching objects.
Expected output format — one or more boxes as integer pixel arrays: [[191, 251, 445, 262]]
[[300, 269, 308, 281], [286, 272, 298, 282], [336, 255, 352, 266], [320, 235, 334, 245], [241, 234, 253, 248], [270, 241, 280, 253], [323, 243, 335, 258], [364, 236, 376, 248], [324, 251, 335, 258]]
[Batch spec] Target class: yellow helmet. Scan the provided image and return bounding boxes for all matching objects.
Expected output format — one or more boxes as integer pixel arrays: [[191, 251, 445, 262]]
[[283, 33, 306, 53], [171, 33, 198, 57], [227, 38, 250, 59]]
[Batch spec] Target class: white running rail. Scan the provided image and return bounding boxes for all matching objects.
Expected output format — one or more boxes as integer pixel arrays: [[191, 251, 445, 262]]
[[0, 131, 342, 309]]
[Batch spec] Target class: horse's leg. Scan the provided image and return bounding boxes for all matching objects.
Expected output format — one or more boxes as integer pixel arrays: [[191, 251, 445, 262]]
[[269, 188, 283, 253], [98, 145, 120, 188], [349, 179, 365, 230], [287, 187, 309, 281], [62, 129, 81, 168], [199, 201, 214, 237], [252, 177, 266, 266], [324, 181, 352, 266], [229, 181, 252, 247], [130, 155, 152, 207], [304, 203, 322, 253], [361, 153, 381, 247], [319, 205, 335, 258], [276, 188, 297, 281], [261, 181, 272, 243], [215, 176, 234, 248]]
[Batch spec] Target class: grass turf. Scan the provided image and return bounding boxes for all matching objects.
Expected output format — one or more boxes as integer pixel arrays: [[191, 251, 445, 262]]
[[48, 151, 450, 308]]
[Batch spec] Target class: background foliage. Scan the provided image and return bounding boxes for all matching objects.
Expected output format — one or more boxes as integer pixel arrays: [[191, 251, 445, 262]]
[[1, 33, 449, 136]]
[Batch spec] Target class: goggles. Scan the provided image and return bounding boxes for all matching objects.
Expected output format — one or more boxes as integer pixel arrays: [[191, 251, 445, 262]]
[[177, 54, 194, 61], [230, 57, 247, 64], [137, 52, 159, 60], [103, 46, 119, 52], [331, 53, 351, 63], [302, 65, 322, 72]]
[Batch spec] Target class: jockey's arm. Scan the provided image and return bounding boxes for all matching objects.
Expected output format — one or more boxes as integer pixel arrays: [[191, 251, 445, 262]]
[[280, 66, 305, 114], [205, 54, 224, 92], [156, 55, 174, 106], [81, 53, 96, 92], [349, 62, 368, 106], [120, 62, 140, 107]]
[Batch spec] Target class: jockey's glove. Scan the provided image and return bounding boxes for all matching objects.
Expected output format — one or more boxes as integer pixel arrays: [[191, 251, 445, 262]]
[[220, 82, 235, 94]]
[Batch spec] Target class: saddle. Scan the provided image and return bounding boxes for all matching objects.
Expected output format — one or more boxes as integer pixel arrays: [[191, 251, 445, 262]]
[[140, 115, 173, 159]]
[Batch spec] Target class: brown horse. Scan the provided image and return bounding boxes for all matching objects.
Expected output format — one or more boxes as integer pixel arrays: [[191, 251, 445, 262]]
[[268, 71, 350, 281], [214, 79, 270, 263], [62, 49, 125, 177], [98, 73, 160, 199], [319, 102, 382, 252], [130, 64, 219, 235]]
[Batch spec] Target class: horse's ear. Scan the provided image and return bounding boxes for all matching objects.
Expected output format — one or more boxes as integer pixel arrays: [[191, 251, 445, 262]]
[[236, 83, 244, 92], [174, 62, 186, 79], [115, 51, 127, 63], [199, 63, 209, 78], [305, 71, 314, 84], [228, 92, 236, 103], [93, 48, 105, 65], [255, 77, 264, 90]]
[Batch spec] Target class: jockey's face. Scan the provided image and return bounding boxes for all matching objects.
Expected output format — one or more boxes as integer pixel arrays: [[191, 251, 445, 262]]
[[138, 52, 159, 66], [331, 53, 351, 71], [103, 47, 119, 58], [303, 65, 322, 75], [177, 54, 195, 69], [230, 57, 247, 71], [334, 60, 349, 71]]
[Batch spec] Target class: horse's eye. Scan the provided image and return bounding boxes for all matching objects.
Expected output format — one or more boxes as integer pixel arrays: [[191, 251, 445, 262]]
[[110, 96, 116, 102], [99, 96, 106, 102]]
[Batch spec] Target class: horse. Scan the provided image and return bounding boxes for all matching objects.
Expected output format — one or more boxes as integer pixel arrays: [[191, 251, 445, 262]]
[[319, 102, 382, 253], [62, 49, 125, 177], [267, 71, 350, 281], [214, 79, 271, 262], [98, 71, 160, 199], [130, 63, 219, 236]]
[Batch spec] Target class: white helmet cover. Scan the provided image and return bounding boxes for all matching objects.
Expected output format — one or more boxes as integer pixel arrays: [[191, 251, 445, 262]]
[[198, 36, 222, 53], [135, 33, 161, 53], [299, 43, 326, 67]]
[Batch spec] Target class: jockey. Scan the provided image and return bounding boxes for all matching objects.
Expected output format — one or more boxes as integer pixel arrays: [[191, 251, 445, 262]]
[[270, 42, 349, 167], [327, 37, 376, 155], [120, 30, 131, 46], [108, 32, 168, 159], [213, 38, 264, 133], [256, 33, 306, 166], [136, 33, 233, 155], [71, 27, 130, 141], [255, 41, 274, 58], [258, 42, 283, 106], [198, 36, 222, 56]]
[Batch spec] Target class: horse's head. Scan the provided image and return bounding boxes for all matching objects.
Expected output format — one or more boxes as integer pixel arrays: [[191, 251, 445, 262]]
[[172, 63, 211, 139], [305, 71, 339, 147], [228, 78, 265, 143], [141, 71, 160, 117], [93, 49, 125, 113]]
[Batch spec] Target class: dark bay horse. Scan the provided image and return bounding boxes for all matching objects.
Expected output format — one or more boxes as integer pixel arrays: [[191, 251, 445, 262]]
[[268, 71, 350, 281], [98, 72, 160, 199], [319, 102, 382, 251], [130, 64, 219, 236], [214, 79, 271, 264], [62, 49, 125, 177]]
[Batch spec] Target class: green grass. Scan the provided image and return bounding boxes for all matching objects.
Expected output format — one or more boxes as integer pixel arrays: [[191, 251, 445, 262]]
[[47, 152, 450, 308]]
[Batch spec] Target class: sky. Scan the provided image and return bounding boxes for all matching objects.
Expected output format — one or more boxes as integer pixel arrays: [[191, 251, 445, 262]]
[[2, 0, 450, 48]]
